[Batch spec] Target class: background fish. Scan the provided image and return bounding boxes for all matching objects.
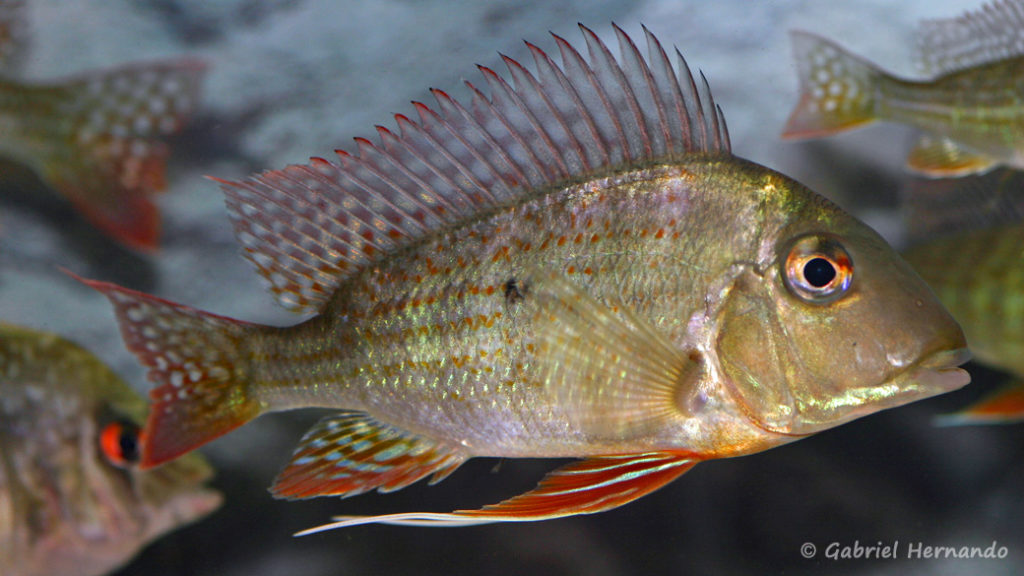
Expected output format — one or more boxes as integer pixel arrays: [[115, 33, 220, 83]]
[[0, 0, 205, 250], [780, 0, 1024, 178], [84, 24, 969, 531], [905, 170, 1024, 423], [0, 322, 222, 576]]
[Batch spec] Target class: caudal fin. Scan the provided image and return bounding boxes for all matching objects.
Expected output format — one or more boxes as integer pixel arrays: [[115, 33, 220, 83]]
[[37, 59, 205, 250], [781, 31, 881, 140], [79, 275, 260, 468]]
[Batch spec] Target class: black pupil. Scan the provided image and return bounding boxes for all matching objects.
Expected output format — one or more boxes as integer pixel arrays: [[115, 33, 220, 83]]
[[119, 422, 141, 463], [803, 257, 837, 288]]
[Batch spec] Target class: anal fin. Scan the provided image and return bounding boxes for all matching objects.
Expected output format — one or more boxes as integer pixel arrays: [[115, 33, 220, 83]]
[[906, 136, 996, 177], [272, 413, 468, 500], [297, 452, 697, 531]]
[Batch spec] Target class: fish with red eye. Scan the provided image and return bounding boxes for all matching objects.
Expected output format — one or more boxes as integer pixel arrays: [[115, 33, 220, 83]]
[[99, 419, 142, 468], [0, 321, 221, 576]]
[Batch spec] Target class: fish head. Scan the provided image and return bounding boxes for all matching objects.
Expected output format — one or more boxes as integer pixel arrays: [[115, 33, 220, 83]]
[[52, 402, 224, 576], [714, 177, 970, 437], [0, 325, 221, 576]]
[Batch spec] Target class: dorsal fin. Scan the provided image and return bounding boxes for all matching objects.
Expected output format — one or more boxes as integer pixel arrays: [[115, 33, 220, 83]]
[[916, 0, 1024, 76], [218, 23, 731, 314]]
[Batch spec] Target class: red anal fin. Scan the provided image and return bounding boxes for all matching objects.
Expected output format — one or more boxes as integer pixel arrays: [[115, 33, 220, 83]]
[[272, 413, 468, 500], [296, 452, 697, 532], [935, 382, 1024, 426]]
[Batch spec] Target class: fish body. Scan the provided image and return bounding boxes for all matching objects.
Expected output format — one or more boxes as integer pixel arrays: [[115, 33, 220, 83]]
[[0, 322, 221, 576], [0, 0, 204, 250], [781, 0, 1024, 177], [87, 25, 969, 528]]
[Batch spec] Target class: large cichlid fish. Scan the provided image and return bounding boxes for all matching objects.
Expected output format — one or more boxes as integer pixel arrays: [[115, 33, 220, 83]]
[[84, 24, 970, 529], [905, 171, 1024, 424], [781, 0, 1024, 178], [0, 322, 221, 576], [0, 0, 205, 250]]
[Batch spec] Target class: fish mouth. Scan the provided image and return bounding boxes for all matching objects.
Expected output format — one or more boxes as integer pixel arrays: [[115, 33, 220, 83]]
[[905, 347, 972, 395]]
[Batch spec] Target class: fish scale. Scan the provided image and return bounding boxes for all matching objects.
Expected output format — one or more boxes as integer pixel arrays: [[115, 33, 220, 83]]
[[248, 164, 767, 457], [85, 24, 970, 529]]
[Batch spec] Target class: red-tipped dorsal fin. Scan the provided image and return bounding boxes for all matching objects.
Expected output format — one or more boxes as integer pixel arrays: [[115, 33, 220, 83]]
[[916, 0, 1024, 76], [74, 274, 259, 468], [296, 452, 697, 532], [935, 382, 1024, 426], [217, 24, 730, 316], [272, 413, 468, 500], [31, 58, 205, 250]]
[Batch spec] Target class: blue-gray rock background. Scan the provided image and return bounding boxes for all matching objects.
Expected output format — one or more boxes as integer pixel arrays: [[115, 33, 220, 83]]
[[1, 1, 1020, 575]]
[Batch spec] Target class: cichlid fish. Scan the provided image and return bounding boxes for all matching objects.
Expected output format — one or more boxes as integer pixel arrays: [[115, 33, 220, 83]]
[[781, 0, 1024, 178], [0, 322, 221, 576], [0, 0, 205, 250], [904, 171, 1024, 424], [84, 24, 969, 529]]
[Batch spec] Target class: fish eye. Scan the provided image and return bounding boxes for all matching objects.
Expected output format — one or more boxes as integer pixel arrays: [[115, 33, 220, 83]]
[[100, 419, 141, 468], [783, 234, 853, 303]]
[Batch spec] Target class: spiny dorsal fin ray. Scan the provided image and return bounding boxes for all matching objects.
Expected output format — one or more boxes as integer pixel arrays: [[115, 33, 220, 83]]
[[295, 452, 698, 532], [272, 413, 468, 500], [219, 23, 731, 314], [917, 0, 1024, 76]]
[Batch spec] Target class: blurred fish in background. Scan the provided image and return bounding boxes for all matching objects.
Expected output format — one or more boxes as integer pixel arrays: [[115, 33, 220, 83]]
[[905, 170, 1024, 424], [0, 0, 205, 251], [0, 322, 221, 576], [781, 0, 1024, 178], [84, 24, 970, 532]]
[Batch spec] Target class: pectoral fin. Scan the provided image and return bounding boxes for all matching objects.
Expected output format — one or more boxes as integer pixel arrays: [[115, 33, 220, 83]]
[[906, 136, 996, 177], [296, 452, 697, 532], [934, 382, 1024, 426], [522, 269, 703, 439]]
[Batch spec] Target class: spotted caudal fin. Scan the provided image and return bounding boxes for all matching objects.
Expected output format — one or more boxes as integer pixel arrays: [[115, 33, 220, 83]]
[[297, 452, 697, 531], [935, 382, 1024, 426], [77, 275, 259, 468], [273, 413, 468, 500], [781, 31, 882, 140], [29, 59, 205, 250]]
